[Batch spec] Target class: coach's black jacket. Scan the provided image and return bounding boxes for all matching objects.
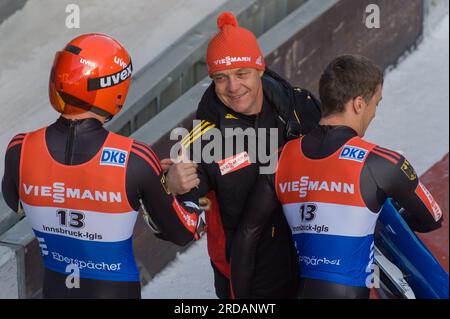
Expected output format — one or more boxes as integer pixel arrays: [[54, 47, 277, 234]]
[[181, 69, 321, 298]]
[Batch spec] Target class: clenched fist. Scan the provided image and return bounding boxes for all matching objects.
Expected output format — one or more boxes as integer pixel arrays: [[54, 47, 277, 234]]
[[162, 146, 200, 195]]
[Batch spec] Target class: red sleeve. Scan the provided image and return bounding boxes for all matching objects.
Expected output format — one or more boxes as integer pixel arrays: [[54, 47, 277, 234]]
[[6, 133, 26, 151]]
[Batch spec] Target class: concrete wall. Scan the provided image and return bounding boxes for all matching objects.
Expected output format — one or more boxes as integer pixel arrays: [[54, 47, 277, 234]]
[[0, 245, 18, 298], [0, 0, 27, 24], [264, 0, 424, 94]]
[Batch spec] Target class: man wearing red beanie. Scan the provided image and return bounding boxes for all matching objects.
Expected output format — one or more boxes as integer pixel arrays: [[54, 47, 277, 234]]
[[165, 12, 321, 298]]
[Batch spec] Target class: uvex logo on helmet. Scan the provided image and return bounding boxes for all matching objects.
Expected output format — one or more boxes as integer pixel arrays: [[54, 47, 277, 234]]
[[87, 60, 133, 91]]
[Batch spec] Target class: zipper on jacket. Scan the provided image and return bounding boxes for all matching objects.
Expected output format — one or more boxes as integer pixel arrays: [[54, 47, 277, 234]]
[[65, 120, 78, 165]]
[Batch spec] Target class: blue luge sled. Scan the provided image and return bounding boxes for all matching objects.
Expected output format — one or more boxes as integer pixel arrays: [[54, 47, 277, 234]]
[[376, 199, 449, 299]]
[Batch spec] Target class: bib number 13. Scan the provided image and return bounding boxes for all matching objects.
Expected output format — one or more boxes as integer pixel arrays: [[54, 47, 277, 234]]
[[57, 210, 85, 228], [300, 203, 317, 222]]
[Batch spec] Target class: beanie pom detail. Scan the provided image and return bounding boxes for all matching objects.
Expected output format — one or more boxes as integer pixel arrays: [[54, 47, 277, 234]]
[[217, 12, 238, 29]]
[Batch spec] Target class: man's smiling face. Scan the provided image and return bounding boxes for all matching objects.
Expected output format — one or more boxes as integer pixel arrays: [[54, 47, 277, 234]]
[[212, 68, 264, 115]]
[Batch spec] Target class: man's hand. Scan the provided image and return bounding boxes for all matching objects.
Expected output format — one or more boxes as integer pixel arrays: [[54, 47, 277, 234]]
[[163, 146, 200, 195], [160, 158, 174, 172]]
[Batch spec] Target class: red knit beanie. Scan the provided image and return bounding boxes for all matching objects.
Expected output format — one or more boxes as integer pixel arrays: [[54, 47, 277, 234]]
[[206, 11, 265, 75]]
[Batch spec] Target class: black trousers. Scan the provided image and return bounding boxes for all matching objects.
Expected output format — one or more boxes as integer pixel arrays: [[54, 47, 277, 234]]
[[298, 277, 370, 299], [210, 260, 231, 299]]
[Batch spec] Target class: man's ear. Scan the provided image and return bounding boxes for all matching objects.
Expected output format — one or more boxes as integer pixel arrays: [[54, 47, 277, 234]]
[[258, 70, 264, 77], [353, 96, 365, 114]]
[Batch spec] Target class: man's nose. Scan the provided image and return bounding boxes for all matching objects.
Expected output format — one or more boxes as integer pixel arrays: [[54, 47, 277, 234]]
[[227, 76, 240, 93]]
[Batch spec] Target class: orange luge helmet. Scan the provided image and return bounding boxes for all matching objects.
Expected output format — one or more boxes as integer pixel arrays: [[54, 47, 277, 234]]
[[49, 33, 132, 118]]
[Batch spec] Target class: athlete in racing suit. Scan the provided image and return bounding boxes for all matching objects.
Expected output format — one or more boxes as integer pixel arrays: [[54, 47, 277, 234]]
[[1, 34, 203, 299], [230, 55, 443, 299]]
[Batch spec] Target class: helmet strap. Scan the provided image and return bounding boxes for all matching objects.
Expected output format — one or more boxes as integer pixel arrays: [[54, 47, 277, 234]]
[[58, 91, 114, 121], [89, 105, 113, 121]]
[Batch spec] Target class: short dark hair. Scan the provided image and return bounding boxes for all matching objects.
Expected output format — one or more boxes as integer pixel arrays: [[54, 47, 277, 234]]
[[319, 55, 384, 117]]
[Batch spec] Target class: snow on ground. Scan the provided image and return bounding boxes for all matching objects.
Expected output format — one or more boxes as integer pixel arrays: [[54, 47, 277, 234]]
[[0, 0, 228, 178], [141, 236, 216, 299], [364, 15, 449, 175], [141, 15, 449, 299]]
